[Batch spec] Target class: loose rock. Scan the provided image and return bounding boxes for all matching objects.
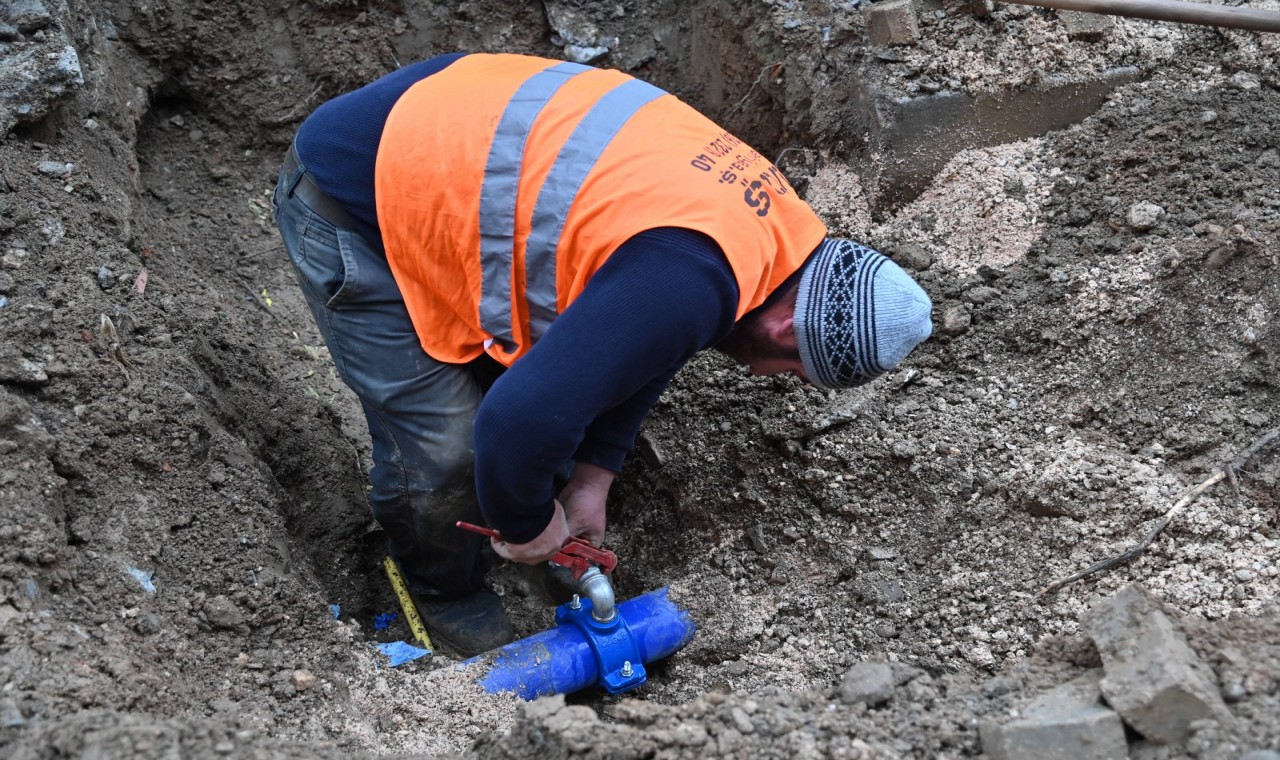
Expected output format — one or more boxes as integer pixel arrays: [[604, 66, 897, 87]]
[[939, 305, 971, 336], [839, 661, 896, 706], [1125, 201, 1165, 232]]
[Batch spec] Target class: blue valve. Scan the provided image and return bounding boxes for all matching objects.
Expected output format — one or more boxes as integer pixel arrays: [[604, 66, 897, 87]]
[[461, 588, 696, 700]]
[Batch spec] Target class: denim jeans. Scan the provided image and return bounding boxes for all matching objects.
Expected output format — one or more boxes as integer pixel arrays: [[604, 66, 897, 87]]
[[273, 149, 490, 599]]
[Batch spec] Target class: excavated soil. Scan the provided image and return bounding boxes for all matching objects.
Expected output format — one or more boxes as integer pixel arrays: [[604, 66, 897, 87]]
[[1, 1, 1278, 758]]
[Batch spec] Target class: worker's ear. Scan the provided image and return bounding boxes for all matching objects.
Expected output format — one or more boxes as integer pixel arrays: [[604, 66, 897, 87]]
[[764, 308, 797, 348]]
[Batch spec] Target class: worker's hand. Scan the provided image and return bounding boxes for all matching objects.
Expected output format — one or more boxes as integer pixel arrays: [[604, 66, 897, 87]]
[[559, 462, 615, 547], [490, 500, 571, 565]]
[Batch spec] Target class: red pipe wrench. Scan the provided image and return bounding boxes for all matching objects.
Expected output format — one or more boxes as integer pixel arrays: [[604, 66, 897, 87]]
[[456, 521, 617, 579]]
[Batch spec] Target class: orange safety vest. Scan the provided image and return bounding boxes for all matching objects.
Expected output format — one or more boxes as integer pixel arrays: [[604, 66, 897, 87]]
[[375, 53, 827, 367]]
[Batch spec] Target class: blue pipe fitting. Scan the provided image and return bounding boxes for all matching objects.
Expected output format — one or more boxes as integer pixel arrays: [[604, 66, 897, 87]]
[[556, 596, 645, 693], [460, 587, 695, 700]]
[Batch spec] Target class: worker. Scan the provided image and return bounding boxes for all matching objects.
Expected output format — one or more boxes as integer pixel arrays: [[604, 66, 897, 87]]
[[273, 52, 933, 656]]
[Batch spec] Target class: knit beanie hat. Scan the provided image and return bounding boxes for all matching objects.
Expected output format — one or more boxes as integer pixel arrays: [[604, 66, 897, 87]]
[[794, 238, 933, 390]]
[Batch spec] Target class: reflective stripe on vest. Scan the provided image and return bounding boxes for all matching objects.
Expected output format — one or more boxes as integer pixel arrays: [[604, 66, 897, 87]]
[[478, 67, 666, 351], [523, 78, 665, 342], [478, 61, 590, 351]]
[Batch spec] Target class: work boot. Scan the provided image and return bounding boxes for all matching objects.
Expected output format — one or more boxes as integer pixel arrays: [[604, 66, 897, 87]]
[[415, 589, 515, 657]]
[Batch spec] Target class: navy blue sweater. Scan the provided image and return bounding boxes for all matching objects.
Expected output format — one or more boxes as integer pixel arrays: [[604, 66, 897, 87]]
[[296, 54, 741, 542]]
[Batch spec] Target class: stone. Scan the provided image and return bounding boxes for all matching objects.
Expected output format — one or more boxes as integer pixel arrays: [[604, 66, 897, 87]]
[[1204, 244, 1235, 271], [1231, 71, 1260, 90], [290, 669, 317, 691], [1, 29, 84, 135], [939, 305, 970, 336], [1126, 201, 1165, 232], [636, 431, 666, 469], [6, 0, 52, 33], [204, 595, 246, 630], [866, 0, 919, 47], [1059, 10, 1112, 41], [963, 286, 1000, 305], [523, 693, 567, 721], [980, 670, 1126, 760], [0, 355, 49, 387], [840, 661, 895, 706], [1082, 584, 1230, 744], [0, 698, 25, 729], [564, 44, 609, 64], [36, 160, 74, 176], [545, 0, 611, 63], [852, 571, 905, 604], [889, 243, 932, 271]]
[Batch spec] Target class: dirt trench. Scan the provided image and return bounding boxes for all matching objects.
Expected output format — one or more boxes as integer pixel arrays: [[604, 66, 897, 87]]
[[1, 0, 1278, 758]]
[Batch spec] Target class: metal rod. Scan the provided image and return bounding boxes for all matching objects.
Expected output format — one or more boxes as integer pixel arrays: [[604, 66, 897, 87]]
[[999, 0, 1280, 33]]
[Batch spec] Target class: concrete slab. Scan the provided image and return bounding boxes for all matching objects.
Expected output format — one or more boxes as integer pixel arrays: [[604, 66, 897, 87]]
[[1083, 584, 1230, 744], [980, 670, 1128, 760], [854, 66, 1139, 214]]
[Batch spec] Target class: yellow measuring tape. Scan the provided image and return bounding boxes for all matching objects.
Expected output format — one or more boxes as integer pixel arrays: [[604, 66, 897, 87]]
[[382, 556, 433, 652]]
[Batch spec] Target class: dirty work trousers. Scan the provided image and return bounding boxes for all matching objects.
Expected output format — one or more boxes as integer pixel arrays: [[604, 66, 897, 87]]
[[272, 147, 493, 600]]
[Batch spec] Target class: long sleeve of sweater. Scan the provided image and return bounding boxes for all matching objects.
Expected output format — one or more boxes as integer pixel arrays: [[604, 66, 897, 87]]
[[473, 227, 739, 542]]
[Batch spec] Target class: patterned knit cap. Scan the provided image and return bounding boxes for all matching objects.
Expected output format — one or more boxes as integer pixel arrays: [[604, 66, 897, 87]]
[[794, 238, 933, 390]]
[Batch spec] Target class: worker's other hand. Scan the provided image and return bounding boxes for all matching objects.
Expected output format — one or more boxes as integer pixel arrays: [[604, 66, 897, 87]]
[[491, 500, 571, 565], [559, 462, 615, 547]]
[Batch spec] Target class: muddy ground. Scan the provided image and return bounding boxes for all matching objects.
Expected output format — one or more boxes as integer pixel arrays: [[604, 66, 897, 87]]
[[0, 0, 1277, 758]]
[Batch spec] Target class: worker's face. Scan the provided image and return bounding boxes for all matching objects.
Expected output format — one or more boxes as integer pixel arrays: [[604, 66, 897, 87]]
[[717, 303, 808, 382], [745, 354, 808, 381]]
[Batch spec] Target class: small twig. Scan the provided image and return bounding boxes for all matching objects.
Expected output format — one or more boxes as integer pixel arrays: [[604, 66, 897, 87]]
[[724, 63, 782, 121], [1036, 427, 1279, 599], [269, 82, 324, 125], [774, 146, 806, 168], [99, 314, 133, 382], [242, 284, 283, 322]]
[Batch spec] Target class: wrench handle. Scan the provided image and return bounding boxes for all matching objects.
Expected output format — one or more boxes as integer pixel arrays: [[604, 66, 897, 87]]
[[455, 521, 502, 540]]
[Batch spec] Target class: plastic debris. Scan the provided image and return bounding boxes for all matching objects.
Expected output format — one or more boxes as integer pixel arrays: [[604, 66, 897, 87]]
[[373, 611, 397, 630], [328, 604, 341, 620], [127, 567, 156, 593], [374, 641, 431, 667]]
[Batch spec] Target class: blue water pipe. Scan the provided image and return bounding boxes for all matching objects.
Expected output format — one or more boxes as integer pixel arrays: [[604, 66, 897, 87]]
[[459, 587, 696, 699]]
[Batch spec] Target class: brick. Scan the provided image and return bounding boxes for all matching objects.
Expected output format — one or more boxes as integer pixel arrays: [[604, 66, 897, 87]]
[[1083, 584, 1230, 744], [1059, 10, 1113, 41], [980, 670, 1128, 760], [866, 0, 919, 47]]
